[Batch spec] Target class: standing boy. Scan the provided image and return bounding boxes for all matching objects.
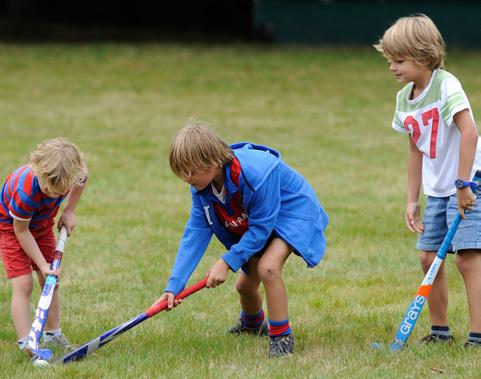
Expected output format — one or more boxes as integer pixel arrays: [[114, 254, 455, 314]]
[[375, 14, 481, 347]]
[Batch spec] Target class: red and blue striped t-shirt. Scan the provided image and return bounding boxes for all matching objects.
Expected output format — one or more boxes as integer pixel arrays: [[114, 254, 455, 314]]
[[0, 165, 66, 230], [211, 157, 249, 236]]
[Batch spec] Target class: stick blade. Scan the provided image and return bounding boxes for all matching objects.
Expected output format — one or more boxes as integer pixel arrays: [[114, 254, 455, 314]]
[[62, 345, 90, 363], [29, 348, 54, 361], [389, 340, 404, 352]]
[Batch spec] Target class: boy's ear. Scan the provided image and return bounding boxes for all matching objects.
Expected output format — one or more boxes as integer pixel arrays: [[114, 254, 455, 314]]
[[416, 58, 431, 68]]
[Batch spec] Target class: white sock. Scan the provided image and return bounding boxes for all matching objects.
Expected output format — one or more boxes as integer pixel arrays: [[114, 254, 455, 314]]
[[43, 328, 62, 342], [17, 337, 28, 351]]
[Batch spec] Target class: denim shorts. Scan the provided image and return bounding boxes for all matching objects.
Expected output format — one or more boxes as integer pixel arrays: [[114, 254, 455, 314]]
[[417, 176, 481, 252]]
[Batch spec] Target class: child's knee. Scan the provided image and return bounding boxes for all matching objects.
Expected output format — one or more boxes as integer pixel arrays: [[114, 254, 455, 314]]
[[257, 262, 281, 283], [455, 251, 476, 275], [235, 276, 257, 295], [11, 275, 34, 298], [419, 251, 436, 272]]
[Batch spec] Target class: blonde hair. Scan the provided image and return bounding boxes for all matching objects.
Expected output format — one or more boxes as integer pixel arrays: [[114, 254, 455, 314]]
[[169, 120, 233, 179], [374, 14, 445, 70], [29, 137, 87, 195]]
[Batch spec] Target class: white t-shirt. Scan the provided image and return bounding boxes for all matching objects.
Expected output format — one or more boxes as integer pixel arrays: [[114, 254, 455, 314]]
[[392, 69, 481, 197], [211, 183, 226, 204]]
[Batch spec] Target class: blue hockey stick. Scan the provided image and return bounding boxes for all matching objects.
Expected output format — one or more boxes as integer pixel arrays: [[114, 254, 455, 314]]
[[390, 182, 478, 351], [27, 226, 68, 361]]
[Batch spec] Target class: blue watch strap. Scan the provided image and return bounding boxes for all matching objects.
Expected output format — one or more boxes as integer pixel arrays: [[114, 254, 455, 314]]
[[455, 179, 471, 188]]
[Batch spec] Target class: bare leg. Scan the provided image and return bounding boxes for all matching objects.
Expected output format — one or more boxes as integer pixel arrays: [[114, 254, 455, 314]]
[[456, 250, 481, 333], [257, 238, 291, 321], [420, 250, 449, 326], [11, 273, 34, 339], [235, 257, 262, 314]]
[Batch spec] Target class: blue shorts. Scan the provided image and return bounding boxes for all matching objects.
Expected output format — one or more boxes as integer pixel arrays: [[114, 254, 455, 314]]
[[417, 177, 481, 252]]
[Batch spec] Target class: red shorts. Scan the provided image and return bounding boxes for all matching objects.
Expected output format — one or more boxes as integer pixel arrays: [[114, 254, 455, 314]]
[[0, 224, 56, 279]]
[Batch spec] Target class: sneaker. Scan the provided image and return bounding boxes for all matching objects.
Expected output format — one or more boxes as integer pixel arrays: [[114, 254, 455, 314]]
[[31, 356, 51, 367], [464, 340, 481, 348], [421, 334, 454, 343], [43, 333, 73, 352], [269, 334, 295, 357], [228, 319, 268, 336]]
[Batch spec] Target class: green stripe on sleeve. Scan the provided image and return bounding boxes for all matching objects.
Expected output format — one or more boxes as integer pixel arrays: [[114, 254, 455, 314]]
[[441, 93, 468, 120]]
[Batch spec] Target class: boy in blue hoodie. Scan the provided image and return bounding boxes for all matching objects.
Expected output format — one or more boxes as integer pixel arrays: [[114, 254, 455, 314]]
[[156, 122, 329, 357]]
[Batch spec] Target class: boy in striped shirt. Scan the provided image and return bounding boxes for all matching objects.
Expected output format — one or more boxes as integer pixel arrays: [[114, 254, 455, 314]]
[[0, 137, 88, 357], [375, 14, 481, 347]]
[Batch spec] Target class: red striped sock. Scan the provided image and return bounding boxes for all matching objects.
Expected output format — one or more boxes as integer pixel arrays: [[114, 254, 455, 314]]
[[269, 319, 291, 337], [241, 309, 265, 328]]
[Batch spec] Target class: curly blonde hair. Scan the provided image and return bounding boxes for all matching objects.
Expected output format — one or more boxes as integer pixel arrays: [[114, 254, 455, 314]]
[[29, 137, 87, 195], [169, 120, 233, 179], [374, 14, 445, 70]]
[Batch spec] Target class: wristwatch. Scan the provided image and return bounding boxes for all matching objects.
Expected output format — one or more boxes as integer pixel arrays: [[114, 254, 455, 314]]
[[454, 179, 471, 189]]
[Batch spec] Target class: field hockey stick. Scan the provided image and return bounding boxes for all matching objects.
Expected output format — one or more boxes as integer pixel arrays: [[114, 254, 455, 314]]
[[390, 182, 478, 351], [62, 277, 208, 363], [27, 226, 68, 361]]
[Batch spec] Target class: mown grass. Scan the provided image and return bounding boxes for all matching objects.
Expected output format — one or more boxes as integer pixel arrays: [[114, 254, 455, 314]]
[[1, 43, 481, 378]]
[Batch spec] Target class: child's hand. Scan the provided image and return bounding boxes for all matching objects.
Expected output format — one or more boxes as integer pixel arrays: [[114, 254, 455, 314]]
[[58, 211, 77, 236], [206, 259, 229, 288], [154, 292, 181, 311], [457, 187, 476, 218], [405, 202, 424, 233], [39, 262, 60, 278]]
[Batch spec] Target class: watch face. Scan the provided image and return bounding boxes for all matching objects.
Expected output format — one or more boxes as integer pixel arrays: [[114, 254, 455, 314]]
[[455, 179, 466, 188]]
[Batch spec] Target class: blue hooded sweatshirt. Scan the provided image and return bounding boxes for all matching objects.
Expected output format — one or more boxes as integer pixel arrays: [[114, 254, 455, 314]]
[[165, 143, 329, 295]]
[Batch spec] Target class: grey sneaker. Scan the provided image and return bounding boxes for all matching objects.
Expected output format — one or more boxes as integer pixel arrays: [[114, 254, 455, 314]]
[[421, 334, 454, 343], [269, 334, 295, 357], [43, 333, 73, 352], [228, 319, 268, 336]]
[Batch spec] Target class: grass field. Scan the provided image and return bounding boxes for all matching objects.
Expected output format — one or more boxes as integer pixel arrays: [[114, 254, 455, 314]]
[[1, 43, 481, 378]]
